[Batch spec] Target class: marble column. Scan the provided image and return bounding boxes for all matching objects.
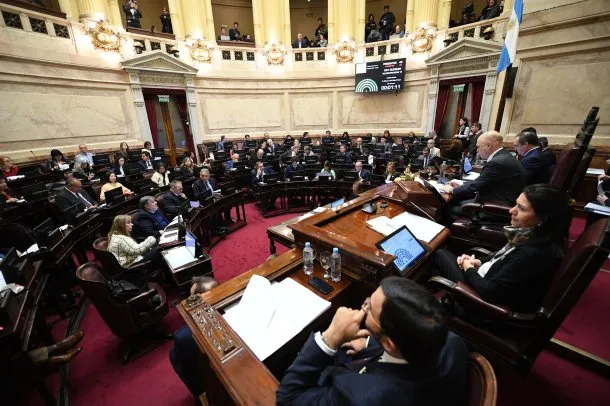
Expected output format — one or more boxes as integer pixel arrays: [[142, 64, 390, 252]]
[[75, 0, 107, 22], [405, 0, 415, 33], [106, 0, 123, 28], [480, 72, 498, 131], [355, 0, 366, 42], [329, 0, 356, 43], [167, 0, 185, 39], [283, 0, 291, 48], [185, 77, 203, 162], [436, 0, 452, 29], [425, 74, 440, 135], [127, 73, 153, 145], [252, 0, 263, 46], [204, 0, 216, 45], [327, 0, 335, 44], [181, 0, 205, 39], [413, 0, 439, 29], [57, 0, 77, 20], [254, 0, 289, 45]]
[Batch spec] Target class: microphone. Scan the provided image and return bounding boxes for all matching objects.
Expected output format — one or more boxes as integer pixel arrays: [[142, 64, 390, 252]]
[[408, 200, 436, 222], [30, 150, 38, 161]]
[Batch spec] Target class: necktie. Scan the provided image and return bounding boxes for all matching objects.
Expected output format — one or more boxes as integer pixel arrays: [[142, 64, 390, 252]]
[[147, 161, 152, 169], [77, 192, 92, 207]]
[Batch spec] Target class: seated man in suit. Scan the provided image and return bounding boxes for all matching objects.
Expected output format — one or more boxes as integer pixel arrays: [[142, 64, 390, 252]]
[[250, 148, 265, 168], [229, 21, 241, 41], [444, 131, 526, 217], [468, 122, 483, 159], [284, 156, 304, 180], [293, 33, 309, 48], [162, 180, 188, 220], [250, 162, 274, 185], [353, 137, 364, 155], [352, 160, 370, 195], [514, 130, 548, 185], [539, 137, 557, 179], [192, 168, 217, 200], [427, 138, 441, 160], [321, 130, 334, 145], [55, 177, 97, 221], [266, 138, 277, 155], [335, 144, 352, 164], [276, 277, 469, 406], [224, 153, 240, 171], [132, 196, 168, 240], [138, 151, 155, 171]]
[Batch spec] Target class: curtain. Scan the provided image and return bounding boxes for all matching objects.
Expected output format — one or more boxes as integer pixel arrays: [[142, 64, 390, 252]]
[[144, 95, 159, 147], [434, 85, 450, 133], [176, 96, 195, 153], [471, 81, 485, 124]]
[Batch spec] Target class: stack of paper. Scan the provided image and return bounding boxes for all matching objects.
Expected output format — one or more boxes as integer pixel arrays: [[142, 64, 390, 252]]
[[367, 211, 445, 243], [223, 275, 331, 361], [463, 172, 480, 181], [159, 230, 179, 244], [584, 202, 610, 216]]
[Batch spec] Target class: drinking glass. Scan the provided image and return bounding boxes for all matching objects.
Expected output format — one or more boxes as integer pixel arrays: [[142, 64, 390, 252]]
[[319, 251, 331, 279]]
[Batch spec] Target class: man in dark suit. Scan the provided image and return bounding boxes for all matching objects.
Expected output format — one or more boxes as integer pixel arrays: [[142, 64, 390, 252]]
[[539, 137, 557, 179], [250, 162, 274, 185], [293, 33, 309, 48], [276, 277, 469, 406], [321, 130, 334, 145], [284, 156, 304, 180], [54, 177, 97, 222], [138, 151, 154, 171], [335, 144, 352, 164], [162, 180, 187, 220], [123, 0, 142, 29], [468, 122, 483, 158], [445, 131, 526, 215], [514, 130, 548, 185], [250, 148, 265, 168], [378, 5, 396, 41], [354, 160, 370, 180], [132, 195, 168, 240], [192, 168, 217, 200], [229, 22, 241, 41]]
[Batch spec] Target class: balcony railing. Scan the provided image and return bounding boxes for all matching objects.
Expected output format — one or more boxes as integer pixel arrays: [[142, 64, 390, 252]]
[[0, 0, 71, 39], [443, 16, 508, 46]]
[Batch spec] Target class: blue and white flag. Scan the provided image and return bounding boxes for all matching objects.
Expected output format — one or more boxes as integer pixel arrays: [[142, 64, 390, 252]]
[[497, 0, 524, 73]]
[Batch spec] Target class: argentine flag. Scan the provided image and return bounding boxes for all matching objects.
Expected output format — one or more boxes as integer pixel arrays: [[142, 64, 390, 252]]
[[497, 0, 524, 73]]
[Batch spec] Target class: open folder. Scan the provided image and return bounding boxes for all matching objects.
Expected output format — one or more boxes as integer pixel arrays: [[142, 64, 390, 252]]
[[367, 211, 445, 243], [223, 275, 331, 361]]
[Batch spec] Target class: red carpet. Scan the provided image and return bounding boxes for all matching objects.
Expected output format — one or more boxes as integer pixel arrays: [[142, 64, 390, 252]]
[[24, 206, 610, 405]]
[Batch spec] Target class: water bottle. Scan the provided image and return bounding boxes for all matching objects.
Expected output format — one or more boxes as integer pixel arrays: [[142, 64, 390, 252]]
[[330, 248, 341, 282], [440, 161, 447, 178], [303, 242, 314, 275]]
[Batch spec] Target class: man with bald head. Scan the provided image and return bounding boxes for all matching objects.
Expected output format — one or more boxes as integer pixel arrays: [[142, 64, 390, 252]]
[[55, 177, 97, 222], [444, 131, 526, 215], [74, 144, 93, 169]]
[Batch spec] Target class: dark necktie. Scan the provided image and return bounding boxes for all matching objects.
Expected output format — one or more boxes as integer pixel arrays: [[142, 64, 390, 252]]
[[77, 192, 92, 207]]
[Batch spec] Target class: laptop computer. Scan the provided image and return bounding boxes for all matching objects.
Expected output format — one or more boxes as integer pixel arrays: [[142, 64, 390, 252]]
[[330, 198, 345, 208], [104, 186, 125, 205], [376, 225, 427, 276]]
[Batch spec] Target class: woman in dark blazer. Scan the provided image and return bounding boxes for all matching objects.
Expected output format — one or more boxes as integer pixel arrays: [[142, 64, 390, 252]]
[[433, 184, 569, 313]]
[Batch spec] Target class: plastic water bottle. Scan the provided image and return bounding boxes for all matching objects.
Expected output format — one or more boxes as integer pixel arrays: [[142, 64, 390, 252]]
[[303, 242, 314, 276], [330, 248, 341, 282], [440, 161, 447, 178]]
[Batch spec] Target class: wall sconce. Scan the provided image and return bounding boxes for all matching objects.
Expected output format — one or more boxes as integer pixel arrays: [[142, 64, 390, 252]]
[[167, 45, 180, 58], [188, 40, 212, 63], [409, 26, 437, 53], [86, 20, 121, 52], [133, 40, 144, 54], [333, 41, 355, 63], [263, 42, 287, 65], [482, 26, 495, 40]]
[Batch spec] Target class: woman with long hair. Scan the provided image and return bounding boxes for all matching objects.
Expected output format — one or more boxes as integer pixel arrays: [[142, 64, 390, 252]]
[[151, 163, 170, 187], [383, 161, 398, 182], [117, 142, 130, 160], [320, 160, 336, 180], [43, 149, 68, 173], [433, 184, 570, 313], [107, 214, 158, 267], [454, 117, 471, 141], [113, 156, 127, 177], [99, 172, 133, 202], [444, 139, 463, 162], [180, 157, 194, 178]]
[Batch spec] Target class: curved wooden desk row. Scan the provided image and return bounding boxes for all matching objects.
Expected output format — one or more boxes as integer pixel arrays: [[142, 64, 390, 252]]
[[179, 181, 451, 405]]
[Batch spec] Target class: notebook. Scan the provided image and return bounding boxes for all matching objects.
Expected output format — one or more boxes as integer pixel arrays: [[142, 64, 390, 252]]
[[164, 245, 196, 269]]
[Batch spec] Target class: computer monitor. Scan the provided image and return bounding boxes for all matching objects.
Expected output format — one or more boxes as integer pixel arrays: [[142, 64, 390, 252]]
[[128, 150, 142, 161], [185, 229, 202, 259], [215, 152, 228, 161], [265, 173, 279, 184], [288, 171, 305, 182], [376, 226, 426, 276], [330, 198, 345, 208], [125, 163, 142, 175], [104, 186, 125, 205], [301, 138, 312, 145], [33, 217, 55, 246], [316, 173, 331, 183], [463, 157, 472, 174], [321, 137, 334, 145], [343, 172, 358, 182], [151, 148, 165, 158], [305, 156, 318, 164], [92, 154, 110, 165]]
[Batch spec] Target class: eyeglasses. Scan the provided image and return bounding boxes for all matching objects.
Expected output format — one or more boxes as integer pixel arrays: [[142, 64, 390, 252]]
[[362, 296, 383, 333]]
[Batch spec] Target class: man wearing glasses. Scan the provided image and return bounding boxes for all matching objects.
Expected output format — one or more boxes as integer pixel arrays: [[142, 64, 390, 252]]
[[276, 277, 469, 405]]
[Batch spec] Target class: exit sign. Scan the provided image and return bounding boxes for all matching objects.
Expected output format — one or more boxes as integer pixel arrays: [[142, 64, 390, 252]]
[[452, 84, 465, 93], [158, 95, 170, 103]]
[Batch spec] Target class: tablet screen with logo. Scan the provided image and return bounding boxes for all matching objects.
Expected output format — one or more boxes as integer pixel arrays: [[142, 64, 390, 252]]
[[376, 226, 426, 275]]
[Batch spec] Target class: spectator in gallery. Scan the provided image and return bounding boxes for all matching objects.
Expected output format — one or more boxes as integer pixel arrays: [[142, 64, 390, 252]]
[[365, 13, 377, 42], [317, 34, 328, 47], [160, 7, 172, 34], [229, 22, 241, 41], [123, 0, 142, 29], [379, 5, 396, 41], [480, 0, 503, 21], [142, 141, 153, 155], [217, 26, 230, 41], [293, 33, 309, 49], [389, 24, 405, 40], [314, 17, 327, 39]]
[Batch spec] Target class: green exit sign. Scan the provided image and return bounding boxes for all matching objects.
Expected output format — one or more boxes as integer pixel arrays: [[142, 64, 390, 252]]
[[158, 95, 170, 103], [452, 84, 465, 93]]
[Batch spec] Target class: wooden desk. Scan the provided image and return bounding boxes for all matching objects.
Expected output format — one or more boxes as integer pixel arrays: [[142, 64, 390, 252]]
[[179, 183, 451, 404], [189, 191, 247, 249]]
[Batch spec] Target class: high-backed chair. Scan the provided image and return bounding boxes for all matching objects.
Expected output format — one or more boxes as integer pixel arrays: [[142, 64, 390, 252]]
[[92, 237, 150, 279], [467, 353, 497, 406], [428, 218, 610, 374], [76, 262, 170, 363]]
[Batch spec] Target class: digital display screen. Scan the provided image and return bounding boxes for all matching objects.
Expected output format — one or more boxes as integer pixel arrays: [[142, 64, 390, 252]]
[[185, 229, 197, 258], [331, 198, 345, 208], [355, 58, 406, 93], [378, 227, 426, 274]]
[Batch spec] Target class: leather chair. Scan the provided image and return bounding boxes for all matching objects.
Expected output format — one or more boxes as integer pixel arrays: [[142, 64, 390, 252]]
[[467, 352, 497, 406], [76, 262, 170, 363], [91, 237, 151, 279], [428, 218, 610, 374]]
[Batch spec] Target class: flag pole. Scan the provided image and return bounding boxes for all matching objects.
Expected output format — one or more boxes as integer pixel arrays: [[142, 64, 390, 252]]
[[494, 63, 512, 131]]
